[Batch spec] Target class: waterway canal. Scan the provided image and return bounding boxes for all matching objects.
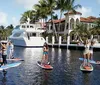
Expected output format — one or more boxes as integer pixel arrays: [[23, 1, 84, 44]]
[[0, 47, 100, 85]]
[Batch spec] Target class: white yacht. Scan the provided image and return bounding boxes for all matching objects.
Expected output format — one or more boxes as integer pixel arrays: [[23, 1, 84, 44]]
[[8, 18, 46, 47]]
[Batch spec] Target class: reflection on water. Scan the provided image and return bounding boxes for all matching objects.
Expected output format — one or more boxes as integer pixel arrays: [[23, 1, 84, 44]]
[[66, 49, 71, 64], [82, 73, 91, 85], [0, 47, 100, 85]]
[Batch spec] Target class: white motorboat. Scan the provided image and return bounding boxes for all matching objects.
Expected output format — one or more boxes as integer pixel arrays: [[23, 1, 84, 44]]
[[8, 19, 46, 47]]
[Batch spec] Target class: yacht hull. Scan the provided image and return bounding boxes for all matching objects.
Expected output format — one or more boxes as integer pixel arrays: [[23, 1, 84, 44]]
[[9, 37, 45, 47]]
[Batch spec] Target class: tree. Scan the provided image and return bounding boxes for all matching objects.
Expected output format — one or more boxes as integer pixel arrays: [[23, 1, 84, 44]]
[[0, 25, 7, 40], [93, 17, 100, 35], [6, 24, 14, 37], [64, 0, 81, 31], [34, 0, 48, 23], [20, 10, 36, 24], [55, 0, 70, 31], [52, 14, 58, 20], [70, 23, 91, 42], [6, 24, 14, 29], [34, 0, 58, 40], [0, 25, 5, 29], [44, 0, 58, 41], [89, 17, 100, 41]]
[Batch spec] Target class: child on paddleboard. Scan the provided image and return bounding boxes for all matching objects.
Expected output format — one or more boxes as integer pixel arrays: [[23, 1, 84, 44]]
[[41, 43, 49, 65]]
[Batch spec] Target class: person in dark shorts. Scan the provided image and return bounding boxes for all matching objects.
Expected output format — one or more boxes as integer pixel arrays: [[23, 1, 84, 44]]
[[1, 43, 7, 65]]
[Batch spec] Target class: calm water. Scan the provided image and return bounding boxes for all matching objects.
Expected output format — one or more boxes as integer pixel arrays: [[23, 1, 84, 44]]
[[0, 47, 100, 85]]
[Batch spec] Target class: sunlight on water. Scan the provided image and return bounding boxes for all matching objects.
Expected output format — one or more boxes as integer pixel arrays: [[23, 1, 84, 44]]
[[51, 48, 55, 64], [0, 47, 100, 85], [58, 48, 61, 63], [66, 49, 71, 64]]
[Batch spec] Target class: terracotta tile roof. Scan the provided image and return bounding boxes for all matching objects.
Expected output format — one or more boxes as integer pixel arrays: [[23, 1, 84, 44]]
[[80, 16, 97, 23], [48, 18, 65, 23], [47, 16, 98, 23], [87, 16, 96, 19], [64, 11, 82, 15]]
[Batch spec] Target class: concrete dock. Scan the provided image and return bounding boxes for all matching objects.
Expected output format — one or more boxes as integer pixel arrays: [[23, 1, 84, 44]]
[[48, 43, 100, 51]]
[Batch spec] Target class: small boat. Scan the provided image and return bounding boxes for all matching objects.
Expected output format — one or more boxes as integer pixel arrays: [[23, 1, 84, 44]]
[[80, 63, 93, 72]]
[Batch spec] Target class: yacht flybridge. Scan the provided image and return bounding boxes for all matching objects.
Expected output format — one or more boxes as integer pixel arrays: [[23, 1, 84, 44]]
[[9, 18, 46, 47]]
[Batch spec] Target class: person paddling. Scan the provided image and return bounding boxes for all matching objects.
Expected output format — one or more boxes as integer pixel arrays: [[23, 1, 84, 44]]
[[83, 40, 91, 66], [41, 43, 49, 65], [0, 42, 7, 65], [7, 41, 14, 59]]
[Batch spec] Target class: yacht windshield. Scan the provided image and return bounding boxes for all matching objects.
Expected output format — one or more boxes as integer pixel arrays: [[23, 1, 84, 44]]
[[13, 33, 21, 37], [15, 25, 20, 29]]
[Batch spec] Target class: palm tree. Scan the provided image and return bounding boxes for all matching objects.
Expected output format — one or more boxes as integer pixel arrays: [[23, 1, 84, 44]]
[[70, 23, 91, 42], [63, 0, 81, 30], [44, 0, 58, 41], [63, 0, 81, 44], [34, 0, 48, 23], [53, 0, 81, 43], [35, 0, 56, 26], [34, 0, 58, 41], [55, 0, 69, 31], [20, 10, 36, 24]]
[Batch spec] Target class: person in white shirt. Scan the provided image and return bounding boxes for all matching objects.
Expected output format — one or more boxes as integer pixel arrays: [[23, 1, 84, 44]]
[[83, 40, 91, 66], [7, 41, 14, 59]]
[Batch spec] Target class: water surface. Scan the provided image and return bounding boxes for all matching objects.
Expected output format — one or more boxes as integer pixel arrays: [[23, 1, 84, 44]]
[[0, 47, 100, 85]]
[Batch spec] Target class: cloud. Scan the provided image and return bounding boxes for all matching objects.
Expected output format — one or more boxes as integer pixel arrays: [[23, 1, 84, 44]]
[[12, 17, 20, 27], [0, 11, 8, 26], [77, 6, 93, 17], [15, 0, 39, 10]]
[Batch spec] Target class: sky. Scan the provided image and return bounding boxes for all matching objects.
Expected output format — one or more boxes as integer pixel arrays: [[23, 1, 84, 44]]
[[0, 0, 100, 27]]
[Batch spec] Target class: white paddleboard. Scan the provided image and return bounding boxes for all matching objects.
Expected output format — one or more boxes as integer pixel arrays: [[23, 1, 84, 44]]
[[0, 62, 21, 71], [79, 58, 100, 64]]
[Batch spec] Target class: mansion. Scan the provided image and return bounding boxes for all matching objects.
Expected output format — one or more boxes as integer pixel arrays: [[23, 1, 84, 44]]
[[46, 11, 97, 34], [46, 11, 99, 43]]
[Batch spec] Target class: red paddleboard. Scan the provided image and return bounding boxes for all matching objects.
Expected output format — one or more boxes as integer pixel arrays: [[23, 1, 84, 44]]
[[7, 58, 24, 61], [80, 63, 93, 72], [37, 61, 53, 70]]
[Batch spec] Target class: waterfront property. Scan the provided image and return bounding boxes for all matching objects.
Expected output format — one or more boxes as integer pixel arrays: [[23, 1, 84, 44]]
[[46, 11, 100, 45], [45, 36, 100, 51]]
